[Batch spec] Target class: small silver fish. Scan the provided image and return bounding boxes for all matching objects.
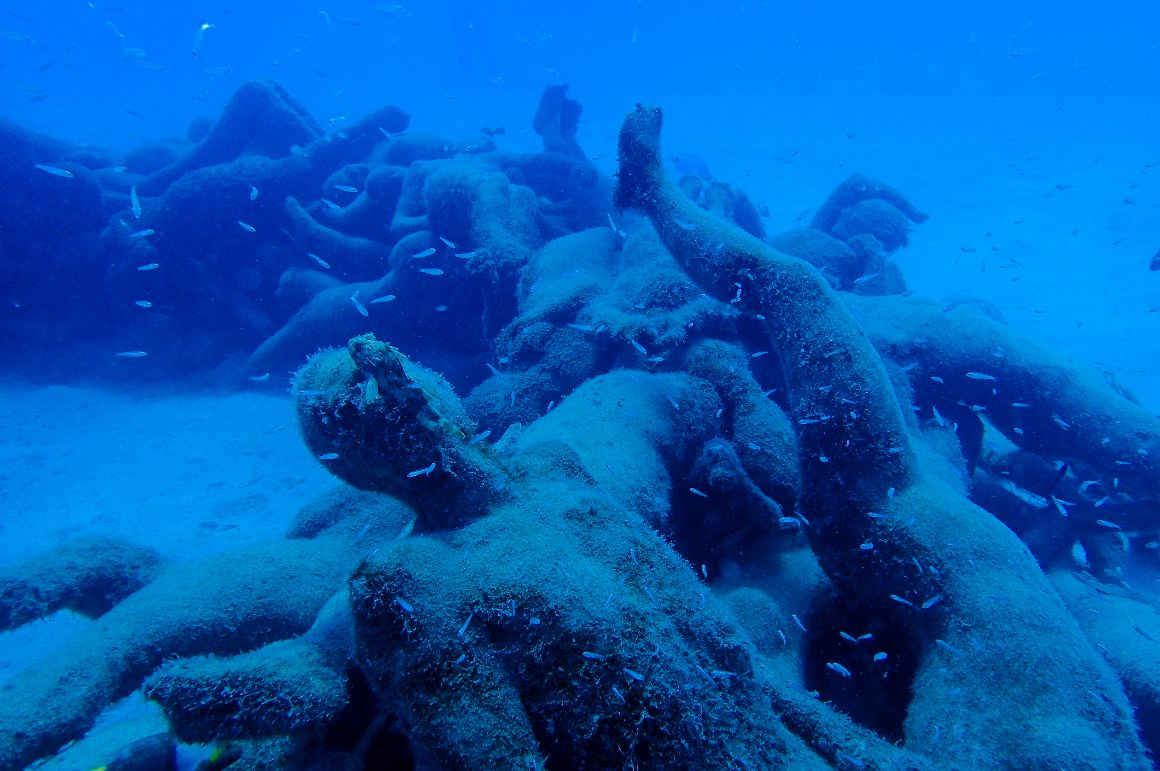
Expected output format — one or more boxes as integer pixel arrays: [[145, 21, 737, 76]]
[[998, 479, 1049, 509], [115, 351, 148, 358], [407, 462, 436, 478], [364, 375, 380, 403], [307, 253, 330, 269], [369, 294, 396, 304], [412, 247, 436, 259], [350, 292, 368, 317], [249, 185, 259, 200], [0, 28, 34, 43], [237, 220, 256, 233], [192, 22, 213, 56], [130, 185, 142, 219], [129, 228, 155, 238], [34, 163, 73, 178], [418, 268, 443, 276], [137, 263, 160, 271], [826, 662, 852, 678]]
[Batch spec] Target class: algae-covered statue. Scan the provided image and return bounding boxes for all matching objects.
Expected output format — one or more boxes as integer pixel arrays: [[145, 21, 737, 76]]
[[0, 89, 1157, 770]]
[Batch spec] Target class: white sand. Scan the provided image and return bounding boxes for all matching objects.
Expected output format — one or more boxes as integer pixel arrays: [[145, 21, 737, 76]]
[[0, 387, 334, 567], [0, 386, 335, 686]]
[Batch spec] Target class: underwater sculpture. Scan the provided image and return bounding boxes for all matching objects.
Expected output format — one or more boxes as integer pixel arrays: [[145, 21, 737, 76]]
[[0, 90, 1158, 770], [613, 106, 1151, 768]]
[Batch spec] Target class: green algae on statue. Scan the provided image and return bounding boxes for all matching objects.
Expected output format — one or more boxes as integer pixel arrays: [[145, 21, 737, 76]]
[[294, 333, 511, 530], [614, 103, 1149, 769]]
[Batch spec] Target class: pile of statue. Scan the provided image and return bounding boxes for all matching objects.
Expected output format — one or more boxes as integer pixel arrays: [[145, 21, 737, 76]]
[[0, 84, 1157, 770]]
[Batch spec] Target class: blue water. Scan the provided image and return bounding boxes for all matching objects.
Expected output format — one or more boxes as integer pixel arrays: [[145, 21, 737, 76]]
[[7, 3, 1157, 165], [3, 1, 1158, 386], [1, 1, 1159, 769]]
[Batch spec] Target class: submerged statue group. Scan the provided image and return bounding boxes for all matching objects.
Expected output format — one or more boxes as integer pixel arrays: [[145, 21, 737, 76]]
[[0, 83, 1157, 769]]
